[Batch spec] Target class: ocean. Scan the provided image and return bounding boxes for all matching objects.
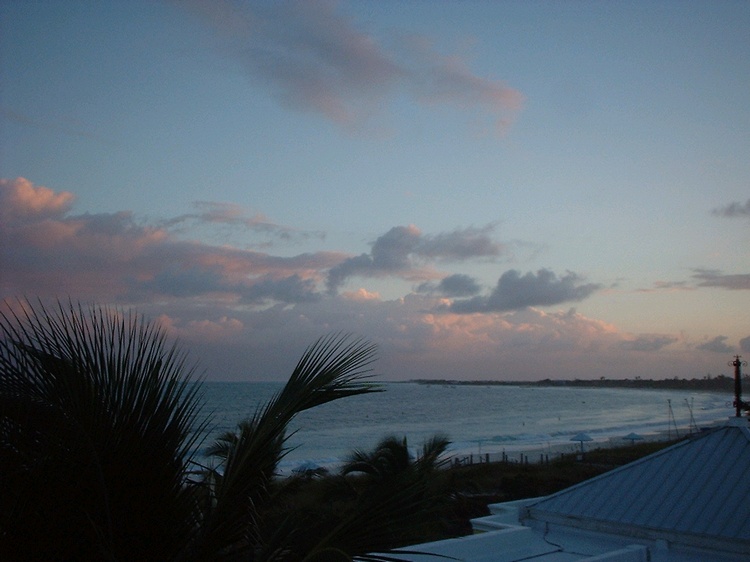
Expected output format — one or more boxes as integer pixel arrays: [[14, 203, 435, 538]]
[[197, 381, 732, 474]]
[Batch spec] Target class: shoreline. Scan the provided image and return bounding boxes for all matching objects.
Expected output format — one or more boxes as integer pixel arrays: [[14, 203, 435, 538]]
[[445, 422, 714, 467], [278, 418, 728, 476], [407, 377, 746, 393]]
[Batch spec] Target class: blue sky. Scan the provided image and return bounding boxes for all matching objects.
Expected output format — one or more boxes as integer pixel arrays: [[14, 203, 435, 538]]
[[1, 0, 749, 382]]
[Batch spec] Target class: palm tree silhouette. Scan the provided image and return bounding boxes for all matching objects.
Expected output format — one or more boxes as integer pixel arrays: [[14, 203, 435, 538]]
[[0, 300, 394, 561]]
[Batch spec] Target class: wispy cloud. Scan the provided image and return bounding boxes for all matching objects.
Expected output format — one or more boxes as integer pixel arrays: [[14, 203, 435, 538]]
[[692, 268, 750, 290], [450, 269, 602, 313], [712, 199, 750, 218], [395, 33, 524, 134], [619, 334, 678, 352], [176, 0, 523, 133], [636, 280, 692, 293], [161, 201, 325, 244]]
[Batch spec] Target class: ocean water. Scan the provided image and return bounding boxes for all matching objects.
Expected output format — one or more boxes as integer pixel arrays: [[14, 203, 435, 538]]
[[196, 381, 732, 473]]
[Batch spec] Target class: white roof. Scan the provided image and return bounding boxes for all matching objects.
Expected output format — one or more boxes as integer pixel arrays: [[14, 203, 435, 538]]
[[381, 417, 750, 561], [522, 418, 750, 556]]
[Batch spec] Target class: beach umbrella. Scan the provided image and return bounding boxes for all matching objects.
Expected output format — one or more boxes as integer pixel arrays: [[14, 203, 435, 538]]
[[624, 432, 643, 445], [292, 461, 327, 477], [570, 432, 593, 453]]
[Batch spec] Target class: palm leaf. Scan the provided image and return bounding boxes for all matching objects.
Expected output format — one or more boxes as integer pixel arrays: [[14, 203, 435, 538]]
[[190, 333, 381, 560], [0, 299, 208, 561]]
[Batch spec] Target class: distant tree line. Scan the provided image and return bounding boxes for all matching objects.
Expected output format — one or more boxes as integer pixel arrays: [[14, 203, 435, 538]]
[[412, 374, 749, 393]]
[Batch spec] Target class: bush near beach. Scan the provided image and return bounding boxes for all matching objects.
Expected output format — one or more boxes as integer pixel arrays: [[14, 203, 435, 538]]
[[441, 440, 676, 514]]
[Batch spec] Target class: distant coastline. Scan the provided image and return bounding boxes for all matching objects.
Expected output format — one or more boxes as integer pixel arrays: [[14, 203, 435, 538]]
[[410, 375, 748, 393]]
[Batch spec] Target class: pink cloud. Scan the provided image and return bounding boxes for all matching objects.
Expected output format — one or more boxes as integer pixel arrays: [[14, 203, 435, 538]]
[[342, 288, 381, 301], [140, 294, 713, 382], [0, 178, 337, 304], [2, 178, 727, 383], [0, 177, 75, 222]]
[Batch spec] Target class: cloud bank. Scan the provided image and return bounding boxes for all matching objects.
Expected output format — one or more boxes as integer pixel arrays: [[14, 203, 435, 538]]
[[326, 224, 504, 293], [1, 177, 744, 382], [450, 269, 602, 313]]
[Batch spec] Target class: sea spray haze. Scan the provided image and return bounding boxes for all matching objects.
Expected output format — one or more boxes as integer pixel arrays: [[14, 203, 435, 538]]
[[2, 300, 446, 561]]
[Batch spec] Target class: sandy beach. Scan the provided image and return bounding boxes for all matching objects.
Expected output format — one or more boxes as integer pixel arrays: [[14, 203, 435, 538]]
[[445, 420, 721, 468]]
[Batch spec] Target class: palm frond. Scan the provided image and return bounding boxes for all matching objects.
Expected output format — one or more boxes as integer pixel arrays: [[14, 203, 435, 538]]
[[190, 333, 381, 560], [0, 299, 207, 561]]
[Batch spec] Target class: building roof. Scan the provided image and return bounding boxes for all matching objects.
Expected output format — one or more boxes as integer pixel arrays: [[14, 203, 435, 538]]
[[521, 417, 750, 555], [383, 417, 750, 561]]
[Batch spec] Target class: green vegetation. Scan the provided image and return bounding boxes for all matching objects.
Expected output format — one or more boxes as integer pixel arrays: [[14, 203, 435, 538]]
[[443, 440, 678, 510]]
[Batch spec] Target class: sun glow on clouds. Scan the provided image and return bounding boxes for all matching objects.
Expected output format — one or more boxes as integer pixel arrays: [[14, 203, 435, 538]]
[[3, 1, 749, 383], [0, 177, 74, 220], [343, 288, 381, 301], [1, 177, 747, 381]]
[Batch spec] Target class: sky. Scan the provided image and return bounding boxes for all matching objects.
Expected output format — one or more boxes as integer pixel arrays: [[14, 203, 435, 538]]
[[1, 0, 749, 382]]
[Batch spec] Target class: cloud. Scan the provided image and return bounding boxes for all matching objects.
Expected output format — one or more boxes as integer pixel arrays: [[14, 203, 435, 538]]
[[696, 335, 734, 354], [0, 177, 337, 305], [0, 178, 507, 312], [150, 297, 709, 382], [326, 225, 422, 292], [740, 336, 750, 353], [0, 177, 75, 222], [636, 280, 692, 293], [416, 224, 505, 261], [240, 274, 320, 304], [1, 177, 731, 383], [161, 201, 325, 245], [692, 268, 750, 290], [396, 34, 524, 134], [342, 288, 380, 301], [419, 274, 482, 298], [619, 334, 678, 352], [178, 0, 523, 132], [712, 199, 750, 218], [158, 314, 244, 344], [450, 269, 602, 313], [327, 224, 504, 292]]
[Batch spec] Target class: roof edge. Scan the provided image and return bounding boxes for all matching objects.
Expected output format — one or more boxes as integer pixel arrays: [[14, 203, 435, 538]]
[[522, 509, 750, 556]]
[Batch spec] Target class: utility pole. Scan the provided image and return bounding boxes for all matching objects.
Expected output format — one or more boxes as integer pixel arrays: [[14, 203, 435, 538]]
[[729, 355, 748, 417]]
